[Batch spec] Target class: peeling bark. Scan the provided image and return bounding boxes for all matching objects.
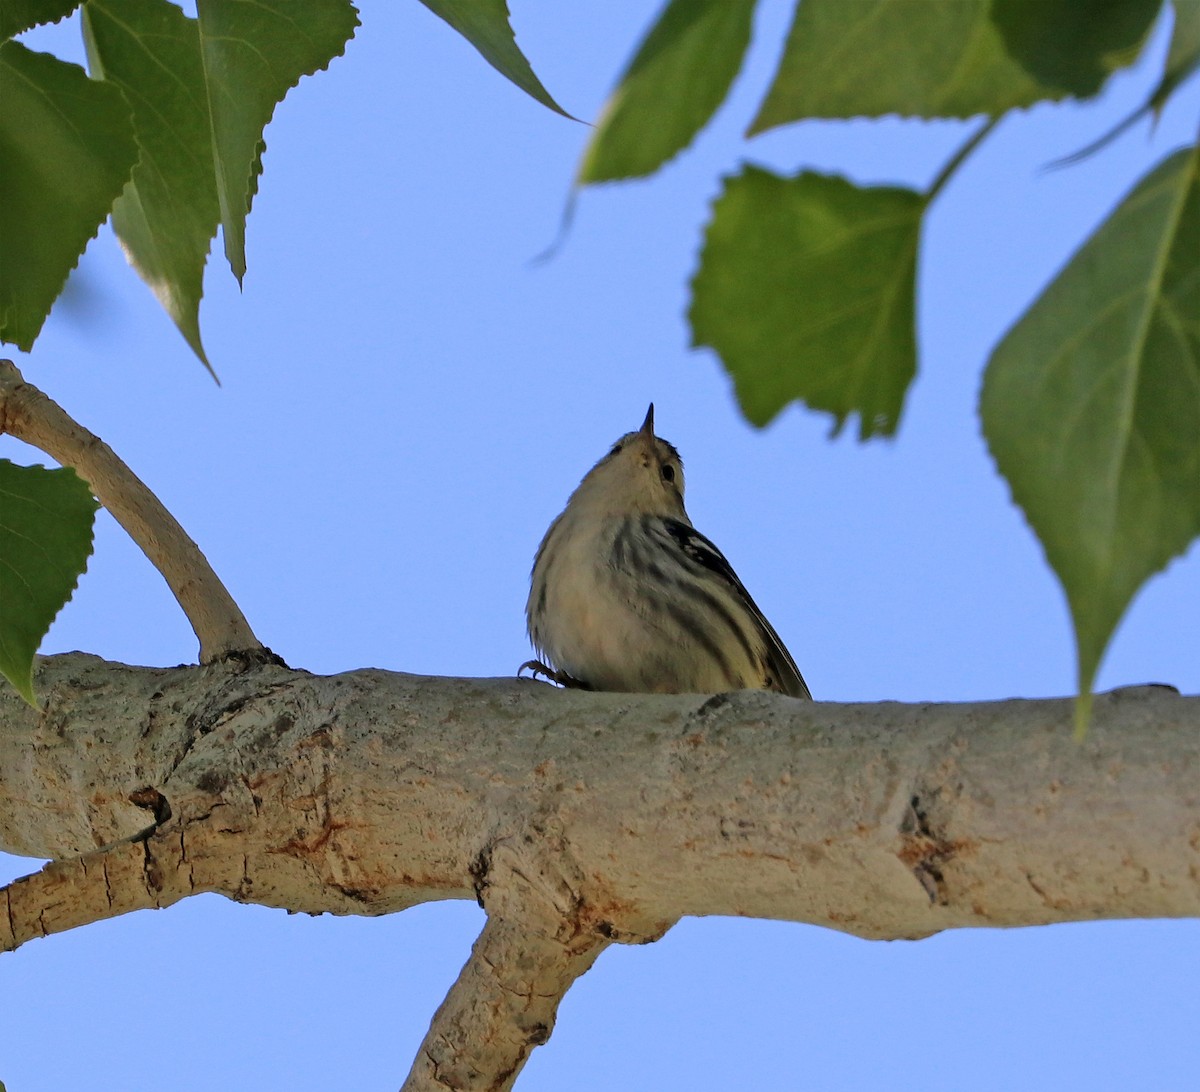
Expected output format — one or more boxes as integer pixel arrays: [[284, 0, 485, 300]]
[[1, 655, 1198, 1087]]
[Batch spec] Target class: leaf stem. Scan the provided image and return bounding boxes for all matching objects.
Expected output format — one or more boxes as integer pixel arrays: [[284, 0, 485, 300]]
[[927, 116, 1001, 203]]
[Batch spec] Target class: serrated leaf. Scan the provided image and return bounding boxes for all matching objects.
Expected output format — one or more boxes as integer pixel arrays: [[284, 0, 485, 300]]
[[749, 0, 1066, 131], [196, 0, 359, 284], [83, 0, 357, 369], [981, 146, 1200, 714], [990, 0, 1162, 97], [0, 460, 98, 704], [82, 0, 219, 369], [0, 40, 137, 351], [417, 0, 570, 119], [579, 0, 754, 184], [690, 166, 922, 438], [0, 0, 79, 41]]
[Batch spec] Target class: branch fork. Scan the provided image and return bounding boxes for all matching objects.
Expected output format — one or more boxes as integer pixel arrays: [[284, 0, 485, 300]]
[[3, 659, 1198, 1088]]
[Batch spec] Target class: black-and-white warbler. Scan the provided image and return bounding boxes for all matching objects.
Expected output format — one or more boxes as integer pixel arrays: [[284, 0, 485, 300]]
[[523, 405, 811, 698]]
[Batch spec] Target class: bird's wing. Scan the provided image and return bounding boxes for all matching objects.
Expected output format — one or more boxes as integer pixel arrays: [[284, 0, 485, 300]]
[[657, 518, 812, 700]]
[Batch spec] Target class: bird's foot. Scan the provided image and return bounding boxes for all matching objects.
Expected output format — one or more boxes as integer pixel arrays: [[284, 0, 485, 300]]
[[517, 660, 591, 690]]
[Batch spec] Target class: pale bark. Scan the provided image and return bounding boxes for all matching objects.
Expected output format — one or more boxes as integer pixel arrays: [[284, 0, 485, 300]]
[[404, 898, 610, 1090], [0, 360, 260, 661], [2, 654, 1198, 1090]]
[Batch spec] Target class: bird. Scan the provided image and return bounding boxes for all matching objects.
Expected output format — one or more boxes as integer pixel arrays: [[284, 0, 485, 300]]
[[523, 404, 811, 699]]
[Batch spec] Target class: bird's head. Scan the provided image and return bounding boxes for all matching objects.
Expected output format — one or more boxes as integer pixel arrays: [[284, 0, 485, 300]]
[[571, 404, 686, 518]]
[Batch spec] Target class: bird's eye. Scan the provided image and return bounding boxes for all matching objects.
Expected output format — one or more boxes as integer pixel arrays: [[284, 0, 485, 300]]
[[610, 442, 624, 456], [661, 464, 676, 483]]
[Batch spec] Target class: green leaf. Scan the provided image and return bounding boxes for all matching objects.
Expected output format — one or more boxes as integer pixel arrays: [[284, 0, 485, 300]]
[[1154, 0, 1200, 112], [416, 0, 570, 119], [1048, 0, 1200, 168], [196, 0, 360, 284], [690, 165, 923, 438], [579, 0, 755, 183], [82, 0, 358, 369], [1, 0, 79, 41], [83, 0, 218, 370], [981, 146, 1200, 718], [1166, 0, 1200, 79], [989, 0, 1162, 97], [0, 40, 136, 352], [749, 0, 1066, 131], [0, 460, 98, 705]]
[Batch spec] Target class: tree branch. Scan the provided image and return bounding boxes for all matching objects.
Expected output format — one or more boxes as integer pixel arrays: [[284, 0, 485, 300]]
[[1, 655, 1197, 1086], [0, 360, 260, 661], [404, 900, 610, 1090], [3, 832, 192, 949]]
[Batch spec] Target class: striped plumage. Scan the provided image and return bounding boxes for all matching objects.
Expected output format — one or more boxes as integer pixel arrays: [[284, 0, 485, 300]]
[[525, 405, 810, 699]]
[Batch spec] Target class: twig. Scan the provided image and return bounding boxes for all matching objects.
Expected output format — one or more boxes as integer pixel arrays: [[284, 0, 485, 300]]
[[0, 360, 260, 661]]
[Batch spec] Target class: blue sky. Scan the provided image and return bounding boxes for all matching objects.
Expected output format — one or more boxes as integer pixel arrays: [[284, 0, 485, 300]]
[[2, 2, 1198, 1089]]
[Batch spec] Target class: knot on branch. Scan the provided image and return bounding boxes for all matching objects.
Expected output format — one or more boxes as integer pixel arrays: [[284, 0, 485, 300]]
[[472, 815, 673, 948], [128, 785, 173, 827], [898, 786, 974, 907]]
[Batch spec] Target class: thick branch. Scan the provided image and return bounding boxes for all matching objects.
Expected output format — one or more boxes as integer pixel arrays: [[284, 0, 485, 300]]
[[3, 655, 1197, 938], [0, 360, 260, 661], [1, 655, 1197, 1086]]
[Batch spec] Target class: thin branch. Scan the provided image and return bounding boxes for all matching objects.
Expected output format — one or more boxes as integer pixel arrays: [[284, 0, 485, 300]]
[[0, 359, 261, 661], [2, 832, 191, 952], [400, 828, 663, 1089], [403, 912, 610, 1091]]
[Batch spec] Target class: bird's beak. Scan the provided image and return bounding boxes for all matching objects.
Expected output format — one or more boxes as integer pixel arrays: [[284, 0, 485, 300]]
[[640, 403, 655, 437]]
